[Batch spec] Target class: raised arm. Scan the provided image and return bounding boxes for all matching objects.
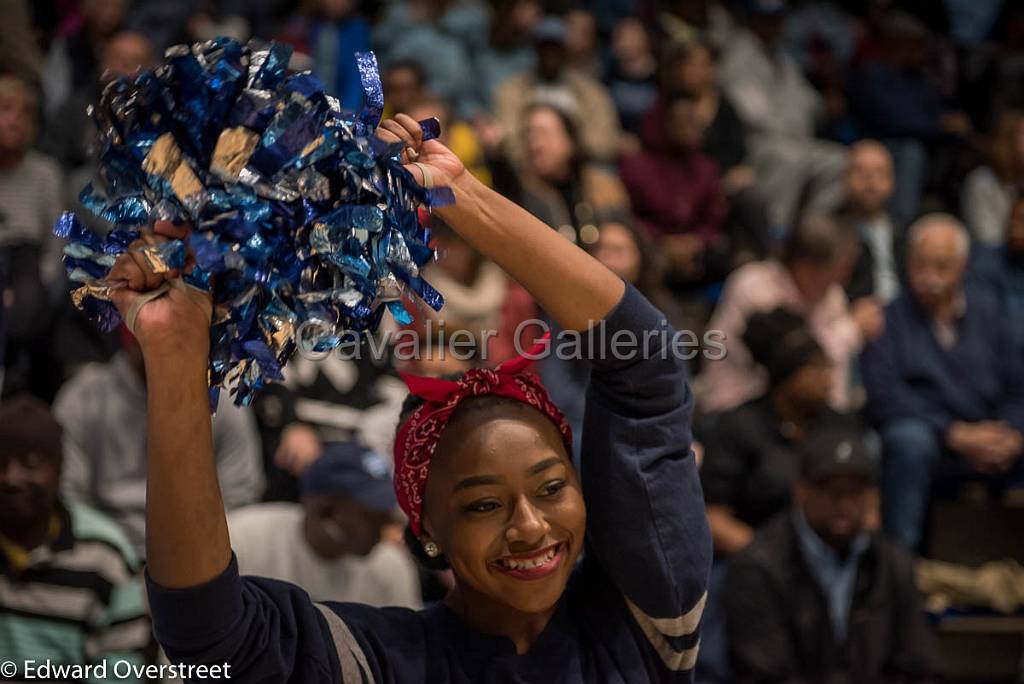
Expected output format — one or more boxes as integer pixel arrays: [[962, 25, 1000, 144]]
[[379, 114, 625, 332], [107, 227, 230, 589]]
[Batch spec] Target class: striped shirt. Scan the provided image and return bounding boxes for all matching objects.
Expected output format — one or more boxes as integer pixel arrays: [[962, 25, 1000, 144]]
[[0, 502, 151, 683], [0, 150, 64, 285]]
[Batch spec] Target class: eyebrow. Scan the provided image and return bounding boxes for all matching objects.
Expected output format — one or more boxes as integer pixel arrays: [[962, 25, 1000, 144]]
[[451, 458, 566, 493]]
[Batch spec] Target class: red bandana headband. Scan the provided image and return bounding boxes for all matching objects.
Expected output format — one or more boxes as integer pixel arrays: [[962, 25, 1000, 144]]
[[393, 335, 573, 536]]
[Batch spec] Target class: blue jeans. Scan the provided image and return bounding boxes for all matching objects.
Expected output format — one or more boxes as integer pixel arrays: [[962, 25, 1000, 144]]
[[881, 418, 1024, 550], [880, 419, 942, 549]]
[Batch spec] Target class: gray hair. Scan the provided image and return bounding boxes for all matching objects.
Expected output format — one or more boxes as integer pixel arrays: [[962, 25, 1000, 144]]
[[906, 213, 970, 261]]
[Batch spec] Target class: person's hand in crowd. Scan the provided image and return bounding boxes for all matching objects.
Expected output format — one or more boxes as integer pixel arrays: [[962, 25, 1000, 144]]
[[663, 233, 705, 281], [948, 421, 1021, 473], [851, 296, 885, 342], [108, 221, 211, 363], [378, 113, 466, 189], [722, 165, 756, 194], [274, 423, 323, 476]]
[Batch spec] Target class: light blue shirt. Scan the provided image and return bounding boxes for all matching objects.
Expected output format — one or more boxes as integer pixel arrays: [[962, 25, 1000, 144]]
[[792, 508, 871, 643]]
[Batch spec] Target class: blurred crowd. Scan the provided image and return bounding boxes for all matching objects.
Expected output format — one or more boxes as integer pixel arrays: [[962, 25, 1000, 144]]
[[3, 0, 1024, 681]]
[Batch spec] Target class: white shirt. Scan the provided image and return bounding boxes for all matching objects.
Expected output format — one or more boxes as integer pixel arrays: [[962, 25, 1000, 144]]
[[861, 215, 900, 305], [227, 503, 422, 608]]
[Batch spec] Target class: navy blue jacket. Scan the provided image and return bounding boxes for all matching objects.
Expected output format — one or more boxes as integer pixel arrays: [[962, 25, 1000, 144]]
[[860, 286, 1024, 436], [147, 285, 712, 682]]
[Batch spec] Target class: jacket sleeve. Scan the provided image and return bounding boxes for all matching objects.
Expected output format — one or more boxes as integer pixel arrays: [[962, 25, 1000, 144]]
[[579, 284, 712, 675], [147, 556, 345, 683], [884, 544, 942, 683], [724, 554, 808, 684]]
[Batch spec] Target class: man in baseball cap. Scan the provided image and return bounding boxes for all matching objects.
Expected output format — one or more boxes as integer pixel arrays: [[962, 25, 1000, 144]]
[[227, 442, 421, 607], [724, 421, 939, 682]]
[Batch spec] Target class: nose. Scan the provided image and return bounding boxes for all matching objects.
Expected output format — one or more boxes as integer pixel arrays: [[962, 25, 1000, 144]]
[[504, 496, 551, 549]]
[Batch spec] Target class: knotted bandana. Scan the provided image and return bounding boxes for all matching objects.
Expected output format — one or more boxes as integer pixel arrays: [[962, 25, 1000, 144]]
[[393, 336, 572, 535]]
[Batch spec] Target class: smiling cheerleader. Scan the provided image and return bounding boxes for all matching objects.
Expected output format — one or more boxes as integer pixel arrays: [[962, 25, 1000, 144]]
[[111, 113, 711, 683]]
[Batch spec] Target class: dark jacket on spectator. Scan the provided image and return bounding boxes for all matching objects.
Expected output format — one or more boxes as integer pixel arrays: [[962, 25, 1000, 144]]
[[860, 285, 1024, 436], [725, 512, 940, 684], [833, 207, 906, 303], [700, 400, 857, 530]]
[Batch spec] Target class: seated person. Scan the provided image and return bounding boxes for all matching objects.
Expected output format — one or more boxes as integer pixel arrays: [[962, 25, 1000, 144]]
[[862, 214, 1024, 550], [702, 308, 860, 557], [489, 100, 630, 245], [493, 16, 622, 162], [0, 396, 151, 681], [836, 140, 904, 305], [971, 194, 1024, 351], [228, 442, 421, 608], [54, 328, 264, 554], [699, 215, 882, 414], [725, 424, 940, 684], [621, 90, 728, 293], [718, 1, 846, 230]]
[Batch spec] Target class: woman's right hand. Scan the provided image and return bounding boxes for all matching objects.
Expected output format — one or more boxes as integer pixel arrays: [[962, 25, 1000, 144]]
[[377, 113, 467, 190]]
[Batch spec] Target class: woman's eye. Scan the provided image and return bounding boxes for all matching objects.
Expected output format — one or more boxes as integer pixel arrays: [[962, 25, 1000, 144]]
[[465, 500, 500, 513], [540, 480, 567, 497]]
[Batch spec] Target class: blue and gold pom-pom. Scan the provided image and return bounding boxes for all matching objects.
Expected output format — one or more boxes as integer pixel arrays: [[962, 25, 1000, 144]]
[[54, 38, 451, 407]]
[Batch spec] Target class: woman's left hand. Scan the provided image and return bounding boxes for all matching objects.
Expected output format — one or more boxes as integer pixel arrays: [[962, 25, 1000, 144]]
[[378, 113, 466, 189]]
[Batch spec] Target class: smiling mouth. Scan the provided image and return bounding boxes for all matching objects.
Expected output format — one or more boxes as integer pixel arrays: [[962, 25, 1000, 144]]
[[492, 542, 566, 580]]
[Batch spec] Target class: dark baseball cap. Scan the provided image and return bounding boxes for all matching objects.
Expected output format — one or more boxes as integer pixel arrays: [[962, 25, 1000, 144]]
[[300, 442, 397, 513], [799, 421, 877, 486]]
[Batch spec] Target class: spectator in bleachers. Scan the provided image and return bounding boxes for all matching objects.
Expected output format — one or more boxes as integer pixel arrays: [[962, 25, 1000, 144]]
[[255, 345, 406, 501], [662, 38, 772, 262], [0, 75, 65, 399], [718, 0, 846, 230], [697, 308, 872, 684], [973, 195, 1024, 351], [724, 423, 940, 683], [494, 16, 622, 163], [564, 8, 601, 79], [836, 140, 904, 305], [961, 109, 1024, 247], [228, 442, 421, 608], [699, 215, 881, 414], [53, 329, 264, 554], [383, 59, 427, 118], [490, 101, 630, 244], [702, 308, 858, 557], [861, 214, 1024, 549], [474, 0, 541, 105], [621, 90, 728, 297], [846, 11, 973, 224], [40, 0, 127, 117], [0, 396, 151, 681], [605, 16, 658, 141], [277, 0, 371, 111], [373, 0, 487, 117], [41, 30, 155, 172]]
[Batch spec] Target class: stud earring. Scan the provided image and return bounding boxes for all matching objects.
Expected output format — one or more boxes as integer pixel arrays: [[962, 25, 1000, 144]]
[[424, 541, 440, 558]]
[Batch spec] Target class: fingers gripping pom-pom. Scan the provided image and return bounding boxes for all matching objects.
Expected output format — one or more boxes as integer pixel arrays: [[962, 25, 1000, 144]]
[[54, 38, 450, 407]]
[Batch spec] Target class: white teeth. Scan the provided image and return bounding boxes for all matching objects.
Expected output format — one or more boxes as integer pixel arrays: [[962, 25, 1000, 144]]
[[501, 545, 559, 570]]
